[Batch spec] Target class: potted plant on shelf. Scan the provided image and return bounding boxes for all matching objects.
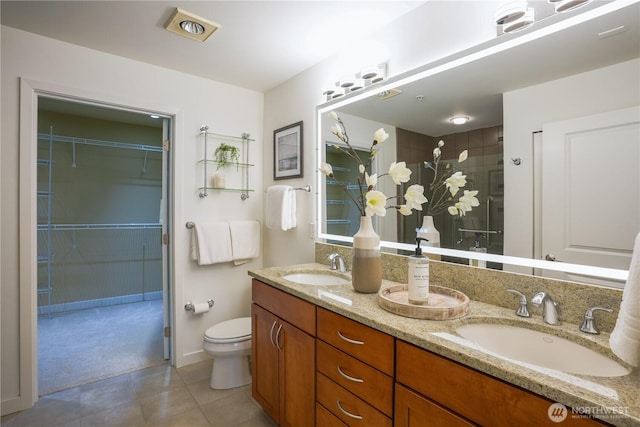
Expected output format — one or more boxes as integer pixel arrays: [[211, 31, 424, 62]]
[[213, 143, 240, 170]]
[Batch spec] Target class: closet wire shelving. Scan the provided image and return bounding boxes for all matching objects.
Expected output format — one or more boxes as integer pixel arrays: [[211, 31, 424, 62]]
[[198, 126, 254, 199], [37, 127, 163, 317]]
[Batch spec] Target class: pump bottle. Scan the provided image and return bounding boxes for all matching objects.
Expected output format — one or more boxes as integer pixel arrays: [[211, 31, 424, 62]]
[[408, 237, 430, 305]]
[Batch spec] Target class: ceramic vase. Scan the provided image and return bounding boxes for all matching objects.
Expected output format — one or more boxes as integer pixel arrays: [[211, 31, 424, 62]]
[[351, 215, 382, 293], [416, 215, 440, 247]]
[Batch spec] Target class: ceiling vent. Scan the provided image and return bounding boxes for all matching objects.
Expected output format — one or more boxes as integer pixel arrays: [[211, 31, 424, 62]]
[[374, 89, 402, 100], [165, 8, 220, 42]]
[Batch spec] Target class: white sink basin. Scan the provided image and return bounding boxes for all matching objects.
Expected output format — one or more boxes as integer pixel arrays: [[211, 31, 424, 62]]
[[282, 271, 349, 286], [456, 323, 629, 377]]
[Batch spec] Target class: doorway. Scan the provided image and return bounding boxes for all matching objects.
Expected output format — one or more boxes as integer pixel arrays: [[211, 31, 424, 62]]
[[36, 97, 171, 395]]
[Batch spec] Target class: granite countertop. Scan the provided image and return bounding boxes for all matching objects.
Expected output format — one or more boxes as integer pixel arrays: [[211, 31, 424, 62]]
[[249, 263, 640, 427]]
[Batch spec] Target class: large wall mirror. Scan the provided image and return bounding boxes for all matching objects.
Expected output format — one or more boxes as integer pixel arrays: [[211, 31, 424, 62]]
[[316, 1, 639, 287]]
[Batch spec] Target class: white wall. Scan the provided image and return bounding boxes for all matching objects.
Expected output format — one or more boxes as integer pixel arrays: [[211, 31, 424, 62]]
[[503, 58, 640, 267], [1, 26, 264, 412]]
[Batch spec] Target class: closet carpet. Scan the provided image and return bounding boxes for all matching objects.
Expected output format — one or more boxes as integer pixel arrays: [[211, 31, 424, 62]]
[[38, 299, 165, 396]]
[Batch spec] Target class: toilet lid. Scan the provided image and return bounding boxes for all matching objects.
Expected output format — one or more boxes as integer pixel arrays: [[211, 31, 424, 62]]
[[204, 317, 252, 343]]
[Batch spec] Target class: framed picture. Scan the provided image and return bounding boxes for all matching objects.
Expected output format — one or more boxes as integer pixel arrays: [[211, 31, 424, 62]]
[[273, 121, 303, 180]]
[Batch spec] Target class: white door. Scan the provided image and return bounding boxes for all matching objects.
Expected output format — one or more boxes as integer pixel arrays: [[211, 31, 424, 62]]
[[540, 106, 639, 284]]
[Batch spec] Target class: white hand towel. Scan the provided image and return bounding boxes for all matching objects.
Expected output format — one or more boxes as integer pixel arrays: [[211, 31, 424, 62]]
[[266, 185, 297, 231], [190, 222, 233, 265], [610, 231, 640, 367], [230, 220, 261, 265]]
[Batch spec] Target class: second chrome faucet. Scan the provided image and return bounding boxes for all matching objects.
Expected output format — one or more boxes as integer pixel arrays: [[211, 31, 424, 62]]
[[531, 292, 561, 325]]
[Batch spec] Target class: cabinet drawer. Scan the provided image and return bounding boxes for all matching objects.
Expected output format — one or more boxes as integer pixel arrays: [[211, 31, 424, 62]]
[[317, 308, 394, 375], [316, 373, 391, 427], [317, 340, 393, 416], [396, 340, 609, 427], [395, 383, 476, 427], [317, 402, 348, 427], [252, 279, 315, 335]]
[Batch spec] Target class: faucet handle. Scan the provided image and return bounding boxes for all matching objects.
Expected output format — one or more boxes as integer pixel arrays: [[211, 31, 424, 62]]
[[579, 306, 613, 335], [506, 289, 530, 318]]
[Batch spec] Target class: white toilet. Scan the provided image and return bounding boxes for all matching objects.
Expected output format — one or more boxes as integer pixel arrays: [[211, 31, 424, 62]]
[[202, 316, 252, 390]]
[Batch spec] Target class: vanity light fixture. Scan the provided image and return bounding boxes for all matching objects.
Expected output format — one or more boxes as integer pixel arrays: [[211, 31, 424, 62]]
[[494, 0, 528, 25], [450, 116, 470, 125], [553, 0, 593, 13], [321, 63, 388, 102], [165, 8, 220, 42], [503, 7, 535, 33]]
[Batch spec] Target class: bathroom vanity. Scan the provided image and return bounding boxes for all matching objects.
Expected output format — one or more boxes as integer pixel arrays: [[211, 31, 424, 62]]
[[249, 261, 639, 427]]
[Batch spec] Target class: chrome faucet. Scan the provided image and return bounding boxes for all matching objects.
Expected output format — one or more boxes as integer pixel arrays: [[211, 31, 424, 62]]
[[580, 307, 613, 334], [531, 292, 561, 325], [328, 253, 347, 272], [506, 289, 530, 318]]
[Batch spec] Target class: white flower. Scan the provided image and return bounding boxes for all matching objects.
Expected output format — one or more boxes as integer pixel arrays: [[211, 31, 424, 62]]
[[445, 171, 467, 196], [365, 191, 387, 217], [329, 110, 339, 121], [388, 161, 411, 185], [433, 147, 441, 159], [319, 163, 333, 177], [438, 140, 445, 147], [331, 125, 345, 141], [374, 128, 389, 144], [365, 172, 377, 188], [397, 205, 413, 216], [457, 190, 480, 213], [458, 149, 468, 163], [404, 184, 427, 211], [447, 206, 459, 216], [359, 164, 365, 174]]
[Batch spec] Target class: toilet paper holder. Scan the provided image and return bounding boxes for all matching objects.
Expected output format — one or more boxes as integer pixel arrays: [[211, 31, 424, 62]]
[[184, 299, 215, 312]]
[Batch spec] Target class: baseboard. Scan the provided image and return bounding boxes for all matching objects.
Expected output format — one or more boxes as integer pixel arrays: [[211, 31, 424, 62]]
[[1, 395, 28, 416], [178, 349, 211, 368], [38, 291, 163, 315]]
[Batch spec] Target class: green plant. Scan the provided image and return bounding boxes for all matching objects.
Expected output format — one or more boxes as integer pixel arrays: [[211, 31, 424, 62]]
[[213, 143, 240, 170]]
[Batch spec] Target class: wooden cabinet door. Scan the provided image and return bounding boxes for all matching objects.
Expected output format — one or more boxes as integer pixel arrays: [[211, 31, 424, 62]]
[[394, 384, 475, 427], [279, 319, 316, 427], [251, 303, 280, 424]]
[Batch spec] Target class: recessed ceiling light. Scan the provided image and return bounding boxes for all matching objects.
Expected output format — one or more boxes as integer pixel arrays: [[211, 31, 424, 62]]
[[165, 8, 220, 42], [494, 1, 527, 25], [450, 116, 469, 125], [554, 0, 593, 13], [180, 20, 205, 35], [503, 7, 535, 33], [374, 89, 402, 100]]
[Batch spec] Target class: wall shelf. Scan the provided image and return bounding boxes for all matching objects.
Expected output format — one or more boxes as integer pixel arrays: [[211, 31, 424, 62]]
[[198, 126, 253, 200]]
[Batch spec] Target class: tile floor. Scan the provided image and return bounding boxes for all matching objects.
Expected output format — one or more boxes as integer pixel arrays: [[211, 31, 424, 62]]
[[1, 361, 275, 427]]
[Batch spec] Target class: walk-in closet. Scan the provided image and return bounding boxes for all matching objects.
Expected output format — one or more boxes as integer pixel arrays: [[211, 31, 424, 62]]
[[36, 98, 168, 395]]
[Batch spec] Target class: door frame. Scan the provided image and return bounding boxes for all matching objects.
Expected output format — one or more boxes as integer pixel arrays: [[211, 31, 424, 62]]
[[18, 78, 177, 409]]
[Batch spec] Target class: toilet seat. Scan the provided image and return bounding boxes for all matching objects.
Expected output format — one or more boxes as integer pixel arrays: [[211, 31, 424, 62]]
[[204, 317, 251, 344]]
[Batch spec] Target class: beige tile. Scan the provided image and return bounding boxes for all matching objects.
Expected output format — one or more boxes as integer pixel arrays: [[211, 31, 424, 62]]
[[9, 388, 81, 427], [79, 373, 135, 416], [176, 359, 211, 385], [79, 402, 145, 427], [138, 387, 199, 424], [132, 366, 186, 399], [234, 411, 277, 427], [143, 407, 210, 427], [185, 378, 246, 406], [200, 389, 264, 427]]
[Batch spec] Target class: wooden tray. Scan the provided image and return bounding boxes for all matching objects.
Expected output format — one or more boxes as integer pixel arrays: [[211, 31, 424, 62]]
[[377, 284, 469, 320]]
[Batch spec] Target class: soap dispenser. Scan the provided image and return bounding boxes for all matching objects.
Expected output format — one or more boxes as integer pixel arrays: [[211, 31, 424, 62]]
[[408, 237, 430, 305], [468, 233, 487, 268]]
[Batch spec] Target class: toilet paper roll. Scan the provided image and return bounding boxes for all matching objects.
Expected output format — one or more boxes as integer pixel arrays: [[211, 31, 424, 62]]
[[192, 302, 210, 314]]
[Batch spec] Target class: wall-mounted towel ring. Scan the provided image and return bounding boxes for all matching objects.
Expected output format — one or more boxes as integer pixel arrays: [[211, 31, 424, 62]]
[[186, 221, 195, 229]]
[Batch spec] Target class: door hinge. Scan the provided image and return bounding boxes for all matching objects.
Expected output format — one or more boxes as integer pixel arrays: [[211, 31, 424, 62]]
[[163, 140, 170, 151], [162, 233, 169, 245], [164, 326, 171, 337]]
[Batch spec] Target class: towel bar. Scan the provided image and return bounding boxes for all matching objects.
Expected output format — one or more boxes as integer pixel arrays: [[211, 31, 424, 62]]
[[264, 184, 311, 193]]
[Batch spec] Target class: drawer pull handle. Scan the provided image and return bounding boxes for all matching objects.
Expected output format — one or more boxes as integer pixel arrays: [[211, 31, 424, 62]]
[[336, 400, 363, 420], [337, 366, 364, 383], [269, 320, 278, 348], [275, 324, 283, 351], [337, 330, 364, 345]]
